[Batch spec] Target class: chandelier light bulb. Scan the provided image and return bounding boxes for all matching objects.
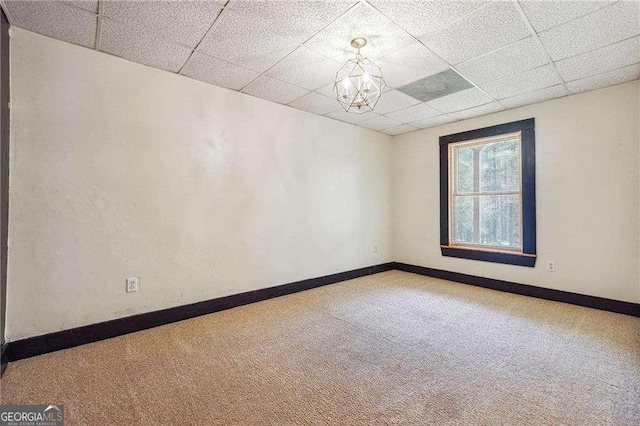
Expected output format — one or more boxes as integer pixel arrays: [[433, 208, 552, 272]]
[[333, 38, 385, 114]]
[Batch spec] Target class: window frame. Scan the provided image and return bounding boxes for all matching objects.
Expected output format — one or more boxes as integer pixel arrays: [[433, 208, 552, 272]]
[[439, 118, 536, 267], [448, 131, 523, 252]]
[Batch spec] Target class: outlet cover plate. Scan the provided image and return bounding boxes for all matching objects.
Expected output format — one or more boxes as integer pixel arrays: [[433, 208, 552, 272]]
[[126, 277, 139, 293]]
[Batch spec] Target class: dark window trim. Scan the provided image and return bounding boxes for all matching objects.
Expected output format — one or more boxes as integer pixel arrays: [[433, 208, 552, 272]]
[[439, 118, 536, 267]]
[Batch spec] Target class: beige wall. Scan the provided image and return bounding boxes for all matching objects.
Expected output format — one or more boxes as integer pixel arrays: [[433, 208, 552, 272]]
[[6, 29, 393, 340], [392, 80, 640, 304], [6, 28, 640, 341]]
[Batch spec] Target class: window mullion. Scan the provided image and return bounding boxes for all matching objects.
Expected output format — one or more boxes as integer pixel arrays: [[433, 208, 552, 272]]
[[472, 147, 480, 244]]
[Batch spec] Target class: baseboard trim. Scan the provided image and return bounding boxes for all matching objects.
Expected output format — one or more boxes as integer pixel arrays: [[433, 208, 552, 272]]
[[5, 261, 638, 366], [394, 262, 640, 318], [1, 342, 7, 376], [6, 263, 395, 363]]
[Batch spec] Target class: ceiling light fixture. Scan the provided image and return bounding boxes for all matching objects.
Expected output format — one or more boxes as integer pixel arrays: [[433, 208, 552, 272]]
[[333, 37, 385, 113]]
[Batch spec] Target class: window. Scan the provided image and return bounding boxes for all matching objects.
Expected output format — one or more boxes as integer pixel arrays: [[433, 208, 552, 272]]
[[440, 119, 536, 267]]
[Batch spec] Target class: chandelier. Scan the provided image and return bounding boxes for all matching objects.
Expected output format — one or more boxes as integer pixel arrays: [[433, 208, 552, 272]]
[[333, 37, 385, 113]]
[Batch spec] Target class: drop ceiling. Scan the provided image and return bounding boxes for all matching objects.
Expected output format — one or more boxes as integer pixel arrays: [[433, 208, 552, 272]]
[[2, 0, 639, 135]]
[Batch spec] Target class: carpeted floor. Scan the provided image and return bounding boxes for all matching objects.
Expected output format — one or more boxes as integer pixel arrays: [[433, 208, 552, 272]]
[[1, 270, 639, 425]]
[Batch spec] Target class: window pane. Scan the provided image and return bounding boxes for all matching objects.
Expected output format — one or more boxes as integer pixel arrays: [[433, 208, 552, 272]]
[[479, 194, 520, 248], [456, 147, 474, 193], [480, 139, 519, 192], [454, 196, 474, 244]]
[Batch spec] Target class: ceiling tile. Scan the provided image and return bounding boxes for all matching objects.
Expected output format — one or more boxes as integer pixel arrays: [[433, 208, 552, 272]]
[[520, 0, 615, 33], [382, 124, 418, 136], [181, 52, 260, 91], [449, 102, 504, 120], [411, 114, 457, 129], [566, 64, 640, 94], [197, 10, 299, 73], [226, 0, 356, 43], [265, 47, 341, 90], [368, 0, 489, 38], [372, 90, 420, 115], [6, 1, 97, 48], [242, 76, 309, 104], [288, 92, 341, 115], [357, 115, 402, 131], [500, 84, 569, 109], [385, 103, 440, 123], [556, 36, 640, 82], [539, 1, 640, 61], [376, 41, 450, 88], [420, 1, 530, 65], [64, 1, 99, 14], [314, 82, 338, 99], [102, 0, 223, 48], [481, 64, 561, 100], [326, 109, 378, 124], [456, 37, 549, 85], [304, 3, 414, 61], [425, 87, 494, 113], [101, 18, 192, 72]]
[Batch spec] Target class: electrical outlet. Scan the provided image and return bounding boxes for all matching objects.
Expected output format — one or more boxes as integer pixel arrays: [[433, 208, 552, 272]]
[[374, 245, 378, 253], [547, 262, 555, 272], [126, 277, 139, 293]]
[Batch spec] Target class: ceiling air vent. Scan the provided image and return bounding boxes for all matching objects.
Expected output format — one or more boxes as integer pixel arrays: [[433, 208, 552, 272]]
[[397, 69, 473, 102]]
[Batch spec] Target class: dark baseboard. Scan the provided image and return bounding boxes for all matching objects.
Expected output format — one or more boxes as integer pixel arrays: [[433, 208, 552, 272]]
[[5, 261, 638, 368], [394, 262, 640, 318], [1, 342, 7, 376], [5, 263, 394, 363]]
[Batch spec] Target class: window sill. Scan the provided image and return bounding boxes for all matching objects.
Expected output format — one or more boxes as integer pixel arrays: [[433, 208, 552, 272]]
[[441, 246, 536, 267]]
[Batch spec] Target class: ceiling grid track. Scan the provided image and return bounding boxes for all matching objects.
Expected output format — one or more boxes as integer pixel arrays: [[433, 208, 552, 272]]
[[177, 1, 229, 75], [238, 0, 364, 92], [362, 0, 506, 113], [418, 40, 508, 111], [511, 0, 571, 95], [94, 0, 104, 51]]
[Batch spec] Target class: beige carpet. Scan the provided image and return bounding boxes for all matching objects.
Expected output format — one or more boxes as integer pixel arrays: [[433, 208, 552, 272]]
[[1, 270, 639, 425]]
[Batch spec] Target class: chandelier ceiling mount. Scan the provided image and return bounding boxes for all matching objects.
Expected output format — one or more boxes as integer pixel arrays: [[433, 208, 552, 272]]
[[350, 37, 367, 49]]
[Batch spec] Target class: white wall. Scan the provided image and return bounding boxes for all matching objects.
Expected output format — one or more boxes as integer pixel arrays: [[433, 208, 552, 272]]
[[6, 29, 393, 340], [393, 80, 640, 304]]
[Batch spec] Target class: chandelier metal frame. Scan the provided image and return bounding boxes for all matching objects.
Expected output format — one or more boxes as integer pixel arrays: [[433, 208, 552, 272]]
[[333, 37, 386, 114]]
